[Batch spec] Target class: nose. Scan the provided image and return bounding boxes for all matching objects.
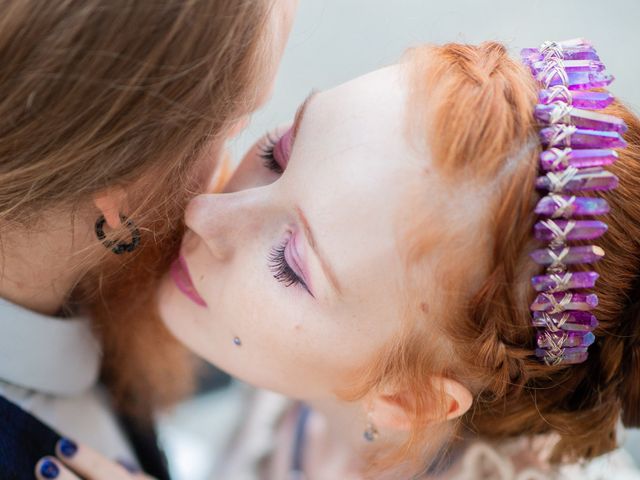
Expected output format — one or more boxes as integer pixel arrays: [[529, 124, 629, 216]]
[[185, 187, 273, 261]]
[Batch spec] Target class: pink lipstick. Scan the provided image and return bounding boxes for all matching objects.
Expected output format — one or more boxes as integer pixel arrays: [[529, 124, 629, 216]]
[[170, 256, 207, 307]]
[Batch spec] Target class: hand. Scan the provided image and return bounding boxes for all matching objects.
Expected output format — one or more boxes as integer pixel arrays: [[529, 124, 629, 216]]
[[35, 438, 155, 480]]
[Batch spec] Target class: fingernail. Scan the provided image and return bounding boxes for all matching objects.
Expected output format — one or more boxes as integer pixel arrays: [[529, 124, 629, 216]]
[[58, 437, 78, 458], [117, 458, 141, 474], [39, 458, 60, 479]]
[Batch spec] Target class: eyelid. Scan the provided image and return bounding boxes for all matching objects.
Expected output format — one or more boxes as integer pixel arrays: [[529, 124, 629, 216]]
[[287, 231, 311, 289], [268, 233, 313, 296], [273, 127, 294, 168]]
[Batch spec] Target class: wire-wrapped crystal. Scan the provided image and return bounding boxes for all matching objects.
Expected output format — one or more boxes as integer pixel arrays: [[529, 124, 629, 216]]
[[521, 38, 626, 365]]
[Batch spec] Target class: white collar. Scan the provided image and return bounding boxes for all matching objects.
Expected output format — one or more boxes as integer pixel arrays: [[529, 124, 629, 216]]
[[0, 297, 101, 396]]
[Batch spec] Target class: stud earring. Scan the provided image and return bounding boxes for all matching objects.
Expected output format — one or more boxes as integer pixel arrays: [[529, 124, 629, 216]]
[[363, 414, 379, 442], [95, 214, 141, 255], [233, 337, 242, 347]]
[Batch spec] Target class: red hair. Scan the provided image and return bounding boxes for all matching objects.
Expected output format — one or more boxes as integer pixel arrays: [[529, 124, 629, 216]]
[[343, 42, 640, 475]]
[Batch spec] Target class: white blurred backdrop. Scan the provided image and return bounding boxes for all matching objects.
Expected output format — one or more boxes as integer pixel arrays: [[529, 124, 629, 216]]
[[163, 2, 640, 479], [232, 0, 640, 158]]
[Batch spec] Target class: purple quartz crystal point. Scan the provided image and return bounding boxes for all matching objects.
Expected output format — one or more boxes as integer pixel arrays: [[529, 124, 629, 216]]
[[539, 148, 618, 171], [533, 220, 608, 243], [521, 46, 600, 63], [531, 311, 599, 331], [531, 59, 605, 74], [570, 109, 628, 133], [530, 245, 605, 267], [540, 70, 614, 90], [567, 71, 613, 90], [530, 292, 598, 312], [562, 60, 604, 72], [539, 126, 627, 149], [535, 345, 588, 358], [538, 89, 614, 110], [536, 167, 619, 192], [536, 330, 595, 349], [531, 271, 599, 292], [558, 38, 593, 48], [535, 195, 610, 218], [535, 347, 589, 364], [571, 90, 614, 110], [535, 105, 628, 133]]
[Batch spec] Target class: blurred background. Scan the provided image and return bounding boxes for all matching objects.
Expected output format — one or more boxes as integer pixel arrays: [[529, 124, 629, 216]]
[[232, 0, 640, 157], [159, 1, 640, 479]]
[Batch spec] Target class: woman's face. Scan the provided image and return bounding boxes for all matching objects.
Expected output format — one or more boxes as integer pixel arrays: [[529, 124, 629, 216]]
[[159, 64, 478, 401]]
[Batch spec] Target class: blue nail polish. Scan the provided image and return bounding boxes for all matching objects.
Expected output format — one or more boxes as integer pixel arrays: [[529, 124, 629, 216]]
[[39, 458, 59, 479], [58, 437, 78, 458]]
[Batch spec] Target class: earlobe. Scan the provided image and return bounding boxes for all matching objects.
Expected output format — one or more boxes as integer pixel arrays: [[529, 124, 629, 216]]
[[367, 393, 414, 432], [93, 188, 128, 229]]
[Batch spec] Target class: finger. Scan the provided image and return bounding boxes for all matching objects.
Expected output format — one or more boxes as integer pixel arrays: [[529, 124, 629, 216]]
[[117, 458, 143, 475], [117, 458, 155, 478], [55, 438, 144, 479], [35, 456, 81, 480]]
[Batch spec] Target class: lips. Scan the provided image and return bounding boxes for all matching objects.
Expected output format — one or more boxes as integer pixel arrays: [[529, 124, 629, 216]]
[[170, 255, 208, 307]]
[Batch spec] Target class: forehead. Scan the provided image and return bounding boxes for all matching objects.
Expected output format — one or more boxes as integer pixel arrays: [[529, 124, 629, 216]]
[[295, 64, 431, 198], [299, 64, 493, 297], [308, 66, 411, 152]]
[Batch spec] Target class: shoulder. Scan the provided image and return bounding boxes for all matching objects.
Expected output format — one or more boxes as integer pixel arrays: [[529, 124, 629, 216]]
[[558, 448, 640, 480], [450, 437, 640, 480]]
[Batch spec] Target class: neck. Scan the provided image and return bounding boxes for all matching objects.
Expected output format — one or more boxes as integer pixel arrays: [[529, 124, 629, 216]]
[[295, 399, 367, 480], [297, 399, 449, 480], [0, 212, 98, 315]]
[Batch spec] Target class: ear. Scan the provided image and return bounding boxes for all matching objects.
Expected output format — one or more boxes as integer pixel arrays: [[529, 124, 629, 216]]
[[93, 187, 128, 229], [367, 391, 414, 432], [367, 377, 473, 432], [434, 376, 473, 421]]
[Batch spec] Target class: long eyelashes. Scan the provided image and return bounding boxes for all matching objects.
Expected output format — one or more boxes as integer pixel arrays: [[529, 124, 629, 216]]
[[259, 132, 283, 174], [268, 241, 308, 291], [268, 241, 300, 287]]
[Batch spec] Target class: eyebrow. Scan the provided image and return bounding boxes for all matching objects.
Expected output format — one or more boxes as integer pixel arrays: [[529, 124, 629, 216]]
[[295, 206, 343, 296]]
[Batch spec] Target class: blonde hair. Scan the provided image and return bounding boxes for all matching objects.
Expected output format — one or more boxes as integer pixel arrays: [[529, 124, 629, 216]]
[[0, 0, 275, 413], [0, 0, 273, 224]]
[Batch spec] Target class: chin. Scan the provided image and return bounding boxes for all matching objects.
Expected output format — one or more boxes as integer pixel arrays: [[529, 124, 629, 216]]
[[157, 274, 229, 367]]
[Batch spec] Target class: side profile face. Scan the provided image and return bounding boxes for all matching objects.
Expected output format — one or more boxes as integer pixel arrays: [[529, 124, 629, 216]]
[[158, 62, 491, 402]]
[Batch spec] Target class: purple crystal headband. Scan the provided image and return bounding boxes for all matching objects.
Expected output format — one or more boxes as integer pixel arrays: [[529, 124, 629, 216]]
[[521, 38, 628, 366]]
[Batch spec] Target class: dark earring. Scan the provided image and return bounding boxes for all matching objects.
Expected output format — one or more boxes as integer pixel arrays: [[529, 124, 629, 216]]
[[95, 214, 141, 255]]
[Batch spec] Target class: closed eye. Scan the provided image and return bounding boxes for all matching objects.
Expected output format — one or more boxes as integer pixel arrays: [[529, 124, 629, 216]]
[[268, 240, 311, 295], [258, 131, 284, 174]]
